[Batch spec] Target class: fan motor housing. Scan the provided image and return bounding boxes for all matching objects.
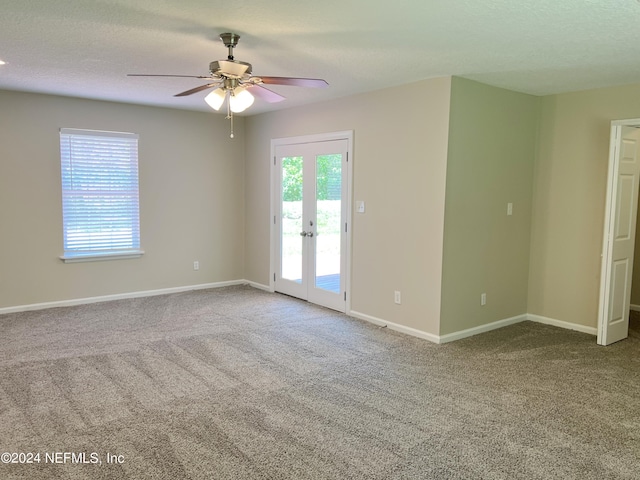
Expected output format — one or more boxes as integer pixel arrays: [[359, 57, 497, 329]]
[[210, 60, 252, 79]]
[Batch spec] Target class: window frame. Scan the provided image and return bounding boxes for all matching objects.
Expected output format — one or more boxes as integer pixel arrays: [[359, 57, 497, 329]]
[[59, 128, 144, 263]]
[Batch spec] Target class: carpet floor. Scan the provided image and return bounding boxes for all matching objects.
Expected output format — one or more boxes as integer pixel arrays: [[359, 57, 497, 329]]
[[0, 285, 639, 479]]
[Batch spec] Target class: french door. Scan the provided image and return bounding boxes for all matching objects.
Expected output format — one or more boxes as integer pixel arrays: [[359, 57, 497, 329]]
[[272, 134, 350, 312]]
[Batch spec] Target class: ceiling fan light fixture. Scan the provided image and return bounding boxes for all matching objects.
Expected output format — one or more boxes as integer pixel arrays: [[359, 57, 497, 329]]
[[229, 87, 255, 113], [129, 32, 327, 138], [204, 88, 226, 110]]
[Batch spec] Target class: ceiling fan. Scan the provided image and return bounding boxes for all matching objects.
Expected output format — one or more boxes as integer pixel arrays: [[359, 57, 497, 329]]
[[128, 33, 328, 137]]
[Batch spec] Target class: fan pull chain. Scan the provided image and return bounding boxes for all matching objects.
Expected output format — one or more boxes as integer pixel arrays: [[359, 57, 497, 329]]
[[226, 96, 235, 139]]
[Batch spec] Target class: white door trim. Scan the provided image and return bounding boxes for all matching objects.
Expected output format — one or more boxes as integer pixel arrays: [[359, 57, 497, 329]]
[[270, 131, 354, 312], [597, 118, 640, 345]]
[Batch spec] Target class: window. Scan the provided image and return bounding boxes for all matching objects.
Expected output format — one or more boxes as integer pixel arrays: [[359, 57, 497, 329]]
[[59, 128, 143, 262]]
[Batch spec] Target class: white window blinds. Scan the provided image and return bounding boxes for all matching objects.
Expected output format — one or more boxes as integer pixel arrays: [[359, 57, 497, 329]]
[[60, 128, 142, 261]]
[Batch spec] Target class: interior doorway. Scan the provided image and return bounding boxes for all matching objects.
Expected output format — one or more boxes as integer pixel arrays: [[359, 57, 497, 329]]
[[598, 120, 640, 345], [270, 131, 353, 313]]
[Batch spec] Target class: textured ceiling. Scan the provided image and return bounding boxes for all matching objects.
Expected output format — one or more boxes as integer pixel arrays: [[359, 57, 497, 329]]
[[3, 0, 640, 115]]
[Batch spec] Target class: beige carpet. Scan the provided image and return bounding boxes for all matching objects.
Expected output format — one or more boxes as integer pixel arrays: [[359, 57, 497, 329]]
[[0, 285, 639, 479]]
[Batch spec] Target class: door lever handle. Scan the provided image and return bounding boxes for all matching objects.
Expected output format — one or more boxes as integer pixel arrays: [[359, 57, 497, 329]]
[[300, 231, 308, 237], [307, 232, 314, 237]]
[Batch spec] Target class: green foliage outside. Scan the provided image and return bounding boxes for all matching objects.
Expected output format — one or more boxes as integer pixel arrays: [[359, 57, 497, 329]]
[[282, 155, 341, 202], [282, 156, 303, 202]]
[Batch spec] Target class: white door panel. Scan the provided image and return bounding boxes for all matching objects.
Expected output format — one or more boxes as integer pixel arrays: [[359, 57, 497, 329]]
[[599, 125, 640, 345]]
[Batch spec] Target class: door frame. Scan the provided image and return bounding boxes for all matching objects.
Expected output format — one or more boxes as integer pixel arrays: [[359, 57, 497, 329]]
[[269, 130, 354, 312], [597, 118, 640, 345]]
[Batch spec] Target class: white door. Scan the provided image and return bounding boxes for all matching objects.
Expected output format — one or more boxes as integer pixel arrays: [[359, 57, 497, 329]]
[[598, 124, 640, 345], [273, 136, 350, 312]]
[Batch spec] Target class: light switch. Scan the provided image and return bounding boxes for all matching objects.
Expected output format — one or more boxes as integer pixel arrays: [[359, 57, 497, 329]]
[[507, 202, 513, 216], [356, 201, 365, 213]]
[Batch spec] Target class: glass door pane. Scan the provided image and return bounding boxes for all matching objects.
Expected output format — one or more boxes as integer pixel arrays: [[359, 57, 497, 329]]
[[274, 136, 348, 313], [281, 156, 303, 283], [314, 154, 342, 293]]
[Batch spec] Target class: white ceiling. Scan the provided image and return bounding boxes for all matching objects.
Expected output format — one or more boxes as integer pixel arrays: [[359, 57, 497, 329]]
[[3, 0, 640, 115]]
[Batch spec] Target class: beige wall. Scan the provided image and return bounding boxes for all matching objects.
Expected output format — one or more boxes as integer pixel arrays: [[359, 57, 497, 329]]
[[0, 90, 245, 308], [10, 77, 640, 337], [440, 78, 539, 335], [529, 83, 640, 328], [245, 77, 452, 336]]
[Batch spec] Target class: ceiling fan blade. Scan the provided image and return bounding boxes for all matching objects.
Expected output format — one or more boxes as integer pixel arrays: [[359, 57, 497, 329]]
[[247, 84, 286, 103], [174, 83, 220, 97], [258, 76, 329, 88], [128, 74, 212, 79]]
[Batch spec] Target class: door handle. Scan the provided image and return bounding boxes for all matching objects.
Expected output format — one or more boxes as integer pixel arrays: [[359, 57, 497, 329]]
[[300, 231, 308, 237], [307, 232, 314, 237]]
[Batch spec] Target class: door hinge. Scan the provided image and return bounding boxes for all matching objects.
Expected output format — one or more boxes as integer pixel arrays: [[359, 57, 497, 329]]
[[274, 273, 276, 282], [345, 222, 348, 233], [344, 291, 347, 301], [274, 156, 276, 165]]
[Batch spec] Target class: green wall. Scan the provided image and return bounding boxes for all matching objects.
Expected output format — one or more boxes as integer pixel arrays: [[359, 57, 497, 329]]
[[440, 78, 540, 335]]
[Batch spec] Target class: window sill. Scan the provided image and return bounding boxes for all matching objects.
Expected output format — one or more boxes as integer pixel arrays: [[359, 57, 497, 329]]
[[60, 250, 145, 264]]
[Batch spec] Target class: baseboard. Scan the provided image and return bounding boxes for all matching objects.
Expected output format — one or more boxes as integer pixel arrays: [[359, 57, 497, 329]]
[[526, 313, 597, 336], [631, 304, 640, 312], [349, 310, 441, 344], [245, 281, 272, 292], [2, 285, 601, 342], [438, 314, 528, 344], [348, 310, 596, 344], [0, 280, 250, 315]]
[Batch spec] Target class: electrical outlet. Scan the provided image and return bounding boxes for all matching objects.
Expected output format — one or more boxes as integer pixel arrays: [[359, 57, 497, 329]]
[[481, 293, 487, 306], [394, 291, 402, 304], [193, 261, 199, 271]]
